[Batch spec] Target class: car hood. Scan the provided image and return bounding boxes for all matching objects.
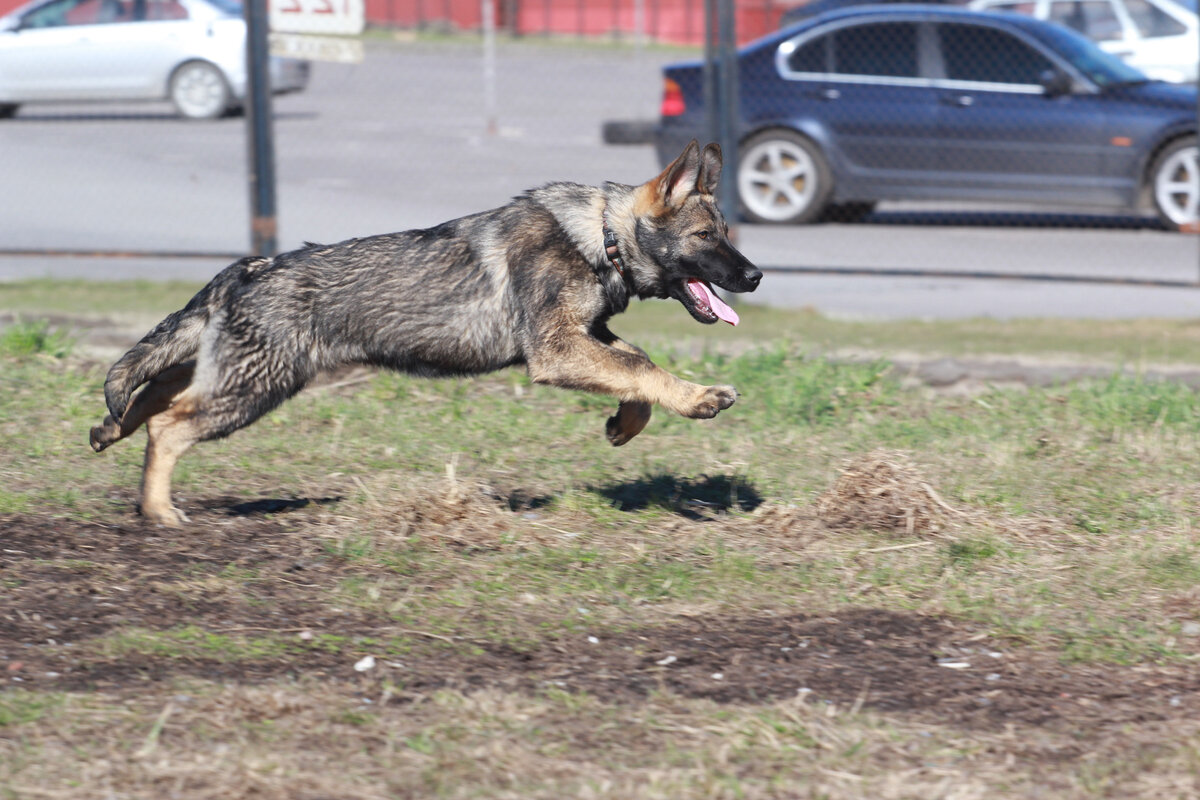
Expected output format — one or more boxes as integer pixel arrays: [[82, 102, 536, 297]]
[[1104, 80, 1197, 110]]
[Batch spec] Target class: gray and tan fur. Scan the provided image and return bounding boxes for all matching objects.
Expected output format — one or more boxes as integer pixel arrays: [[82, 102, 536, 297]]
[[90, 141, 762, 526]]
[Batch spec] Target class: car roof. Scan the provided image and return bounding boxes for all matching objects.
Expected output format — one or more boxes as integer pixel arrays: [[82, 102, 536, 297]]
[[793, 3, 1048, 26], [768, 4, 1055, 44]]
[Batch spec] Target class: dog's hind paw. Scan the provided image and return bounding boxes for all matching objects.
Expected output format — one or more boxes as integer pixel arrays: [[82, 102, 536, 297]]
[[89, 419, 116, 452], [139, 503, 190, 528]]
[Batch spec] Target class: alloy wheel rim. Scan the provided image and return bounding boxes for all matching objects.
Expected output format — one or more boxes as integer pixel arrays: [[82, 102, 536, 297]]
[[175, 65, 224, 118], [738, 140, 817, 222], [1155, 145, 1200, 227]]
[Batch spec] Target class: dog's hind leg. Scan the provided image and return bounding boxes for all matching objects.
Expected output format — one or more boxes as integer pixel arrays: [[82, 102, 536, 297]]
[[138, 395, 203, 527], [90, 363, 195, 453]]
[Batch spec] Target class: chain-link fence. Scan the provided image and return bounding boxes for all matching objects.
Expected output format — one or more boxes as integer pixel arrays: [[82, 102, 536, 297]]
[[0, 0, 1197, 295]]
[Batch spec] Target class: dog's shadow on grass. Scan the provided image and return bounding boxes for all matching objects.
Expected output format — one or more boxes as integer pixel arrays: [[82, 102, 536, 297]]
[[592, 474, 763, 521], [202, 496, 344, 518]]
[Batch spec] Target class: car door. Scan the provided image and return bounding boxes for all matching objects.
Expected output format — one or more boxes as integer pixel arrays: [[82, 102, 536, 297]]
[[0, 0, 188, 101], [794, 20, 941, 182], [930, 21, 1108, 200], [0, 0, 120, 99], [86, 0, 200, 98]]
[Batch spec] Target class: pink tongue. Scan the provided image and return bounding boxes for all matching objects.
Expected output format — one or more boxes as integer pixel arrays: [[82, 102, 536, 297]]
[[688, 279, 739, 326]]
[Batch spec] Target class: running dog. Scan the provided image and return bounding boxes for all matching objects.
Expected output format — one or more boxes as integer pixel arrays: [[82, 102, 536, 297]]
[[89, 140, 762, 526]]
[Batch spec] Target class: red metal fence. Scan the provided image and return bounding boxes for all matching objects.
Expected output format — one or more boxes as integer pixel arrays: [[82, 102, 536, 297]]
[[357, 0, 788, 45], [0, 0, 793, 44]]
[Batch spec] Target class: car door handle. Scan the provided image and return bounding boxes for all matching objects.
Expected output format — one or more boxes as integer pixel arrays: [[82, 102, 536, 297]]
[[810, 88, 840, 101], [940, 94, 975, 107]]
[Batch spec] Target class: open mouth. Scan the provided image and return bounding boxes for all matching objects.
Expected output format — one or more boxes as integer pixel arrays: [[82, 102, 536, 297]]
[[684, 278, 740, 326]]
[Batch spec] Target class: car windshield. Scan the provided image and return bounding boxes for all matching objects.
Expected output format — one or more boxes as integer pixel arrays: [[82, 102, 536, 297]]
[[1024, 19, 1150, 86]]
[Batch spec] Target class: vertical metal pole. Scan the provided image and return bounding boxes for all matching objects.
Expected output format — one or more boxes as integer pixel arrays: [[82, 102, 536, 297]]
[[633, 0, 644, 57], [482, 0, 498, 135], [716, 0, 740, 225], [244, 0, 277, 257], [702, 0, 717, 145]]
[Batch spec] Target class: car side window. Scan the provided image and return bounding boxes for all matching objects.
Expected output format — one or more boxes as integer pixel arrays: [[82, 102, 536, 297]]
[[939, 23, 1056, 84], [1123, 0, 1188, 36], [786, 33, 831, 74], [20, 0, 102, 27], [1047, 0, 1125, 40], [831, 22, 920, 78]]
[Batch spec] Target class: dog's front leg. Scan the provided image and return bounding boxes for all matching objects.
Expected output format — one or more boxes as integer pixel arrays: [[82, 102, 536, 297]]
[[527, 335, 738, 434], [603, 338, 653, 446], [606, 400, 652, 446]]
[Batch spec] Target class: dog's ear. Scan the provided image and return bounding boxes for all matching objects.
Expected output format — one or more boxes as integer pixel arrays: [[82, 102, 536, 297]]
[[651, 140, 702, 209], [697, 142, 723, 196]]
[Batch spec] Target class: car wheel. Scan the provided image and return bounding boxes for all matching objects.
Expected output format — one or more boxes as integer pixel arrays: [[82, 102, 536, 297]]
[[1150, 137, 1199, 231], [169, 61, 232, 120], [737, 130, 833, 224], [0, 104, 19, 119]]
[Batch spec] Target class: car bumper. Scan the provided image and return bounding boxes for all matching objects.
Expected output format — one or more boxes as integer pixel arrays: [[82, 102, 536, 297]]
[[269, 57, 310, 94], [654, 122, 704, 167]]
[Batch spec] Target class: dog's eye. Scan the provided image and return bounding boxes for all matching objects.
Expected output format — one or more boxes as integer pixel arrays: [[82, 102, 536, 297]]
[[695, 230, 710, 240]]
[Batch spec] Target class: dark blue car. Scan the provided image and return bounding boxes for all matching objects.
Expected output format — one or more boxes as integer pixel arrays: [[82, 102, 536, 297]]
[[655, 5, 1198, 228]]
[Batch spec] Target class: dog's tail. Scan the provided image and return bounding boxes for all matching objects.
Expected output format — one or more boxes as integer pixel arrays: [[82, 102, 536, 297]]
[[103, 256, 267, 421]]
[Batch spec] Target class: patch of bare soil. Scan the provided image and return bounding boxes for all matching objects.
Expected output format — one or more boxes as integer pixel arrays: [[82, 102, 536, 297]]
[[1, 510, 1197, 742]]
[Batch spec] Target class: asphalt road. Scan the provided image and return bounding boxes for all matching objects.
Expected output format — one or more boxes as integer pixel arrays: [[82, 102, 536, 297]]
[[0, 38, 1198, 319]]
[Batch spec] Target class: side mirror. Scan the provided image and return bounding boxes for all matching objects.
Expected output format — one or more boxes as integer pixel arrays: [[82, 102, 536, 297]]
[[1039, 69, 1073, 98]]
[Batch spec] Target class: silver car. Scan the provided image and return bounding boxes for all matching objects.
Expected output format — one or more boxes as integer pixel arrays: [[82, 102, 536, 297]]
[[969, 0, 1200, 83], [0, 0, 309, 119]]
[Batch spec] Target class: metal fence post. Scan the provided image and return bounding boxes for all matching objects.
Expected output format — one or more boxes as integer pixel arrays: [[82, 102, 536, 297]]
[[483, 0, 498, 135], [245, 0, 278, 257], [716, 0, 739, 226], [703, 0, 718, 146]]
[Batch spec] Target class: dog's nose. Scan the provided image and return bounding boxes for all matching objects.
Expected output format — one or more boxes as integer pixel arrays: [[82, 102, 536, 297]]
[[744, 268, 762, 289]]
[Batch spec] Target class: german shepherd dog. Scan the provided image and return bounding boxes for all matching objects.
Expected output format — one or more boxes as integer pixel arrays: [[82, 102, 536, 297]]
[[89, 141, 762, 526]]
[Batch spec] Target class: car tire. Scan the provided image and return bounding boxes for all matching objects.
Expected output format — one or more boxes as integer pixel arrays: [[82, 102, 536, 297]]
[[0, 104, 18, 119], [1150, 136, 1199, 231], [169, 61, 232, 121], [737, 129, 833, 225]]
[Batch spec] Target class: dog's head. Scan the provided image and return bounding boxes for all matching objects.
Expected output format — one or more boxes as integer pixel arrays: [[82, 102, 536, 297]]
[[632, 140, 762, 325]]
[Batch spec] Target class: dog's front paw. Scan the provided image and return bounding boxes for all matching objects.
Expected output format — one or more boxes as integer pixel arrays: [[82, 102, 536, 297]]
[[606, 401, 652, 446], [686, 385, 738, 419]]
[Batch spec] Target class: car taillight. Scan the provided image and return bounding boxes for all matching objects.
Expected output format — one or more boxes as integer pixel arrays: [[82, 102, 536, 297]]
[[660, 78, 685, 117]]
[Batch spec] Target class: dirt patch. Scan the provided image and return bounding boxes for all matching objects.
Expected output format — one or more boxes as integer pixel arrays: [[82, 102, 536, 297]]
[[3, 512, 1197, 740], [524, 609, 1200, 733]]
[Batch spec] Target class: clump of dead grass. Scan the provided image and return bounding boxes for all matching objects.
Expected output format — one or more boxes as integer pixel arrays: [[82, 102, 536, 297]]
[[376, 461, 560, 549], [815, 450, 962, 538]]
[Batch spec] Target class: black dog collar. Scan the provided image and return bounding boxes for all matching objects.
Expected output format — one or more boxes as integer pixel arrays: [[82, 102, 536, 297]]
[[601, 223, 627, 281]]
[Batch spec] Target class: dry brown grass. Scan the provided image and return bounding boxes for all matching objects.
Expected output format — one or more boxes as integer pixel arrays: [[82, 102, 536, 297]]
[[815, 450, 963, 538], [7, 677, 1200, 800]]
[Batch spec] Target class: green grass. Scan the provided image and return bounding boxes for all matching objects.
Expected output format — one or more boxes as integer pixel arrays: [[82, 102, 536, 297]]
[[3, 302, 1200, 657], [5, 283, 1200, 799], [0, 319, 74, 359], [0, 692, 64, 728]]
